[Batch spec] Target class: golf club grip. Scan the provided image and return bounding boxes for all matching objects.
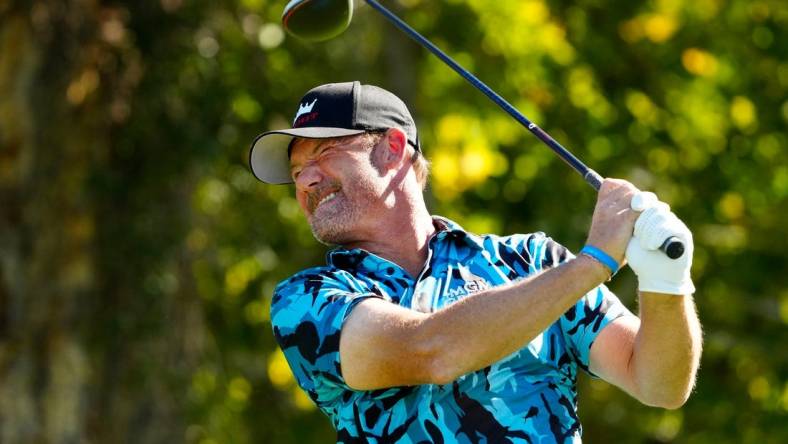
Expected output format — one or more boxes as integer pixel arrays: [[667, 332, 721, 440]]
[[660, 236, 685, 259], [581, 167, 686, 259]]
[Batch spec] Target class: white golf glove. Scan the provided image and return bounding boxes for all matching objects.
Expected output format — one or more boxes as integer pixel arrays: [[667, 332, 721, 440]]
[[626, 192, 695, 295]]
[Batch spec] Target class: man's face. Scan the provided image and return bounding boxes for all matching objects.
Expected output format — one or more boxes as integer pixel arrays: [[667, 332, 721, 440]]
[[289, 133, 386, 245]]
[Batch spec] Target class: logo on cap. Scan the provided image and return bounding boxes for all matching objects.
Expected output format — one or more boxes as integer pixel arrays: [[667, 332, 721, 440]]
[[293, 98, 318, 126]]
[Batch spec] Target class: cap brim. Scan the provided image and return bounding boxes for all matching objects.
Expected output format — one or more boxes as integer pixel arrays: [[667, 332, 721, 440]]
[[249, 127, 365, 184]]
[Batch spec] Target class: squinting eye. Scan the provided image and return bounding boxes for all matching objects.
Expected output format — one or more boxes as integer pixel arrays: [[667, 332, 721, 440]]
[[319, 145, 338, 156]]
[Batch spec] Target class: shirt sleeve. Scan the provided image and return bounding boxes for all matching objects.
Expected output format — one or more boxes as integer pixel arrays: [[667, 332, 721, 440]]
[[524, 233, 634, 376], [559, 284, 632, 376], [270, 269, 380, 406]]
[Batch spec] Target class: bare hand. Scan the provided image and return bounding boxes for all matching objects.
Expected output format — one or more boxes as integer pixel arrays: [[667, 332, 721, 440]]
[[585, 178, 640, 264]]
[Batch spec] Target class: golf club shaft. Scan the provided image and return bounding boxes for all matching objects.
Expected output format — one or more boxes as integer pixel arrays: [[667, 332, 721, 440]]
[[365, 0, 602, 189], [365, 0, 684, 259]]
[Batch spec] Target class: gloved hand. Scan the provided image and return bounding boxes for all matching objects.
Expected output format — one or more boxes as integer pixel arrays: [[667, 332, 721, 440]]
[[626, 192, 695, 295]]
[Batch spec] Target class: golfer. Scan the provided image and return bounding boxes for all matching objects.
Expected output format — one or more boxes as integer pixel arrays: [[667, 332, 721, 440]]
[[251, 81, 702, 443]]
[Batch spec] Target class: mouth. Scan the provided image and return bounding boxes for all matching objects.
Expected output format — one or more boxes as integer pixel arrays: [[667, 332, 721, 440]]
[[316, 192, 338, 210], [309, 189, 340, 214]]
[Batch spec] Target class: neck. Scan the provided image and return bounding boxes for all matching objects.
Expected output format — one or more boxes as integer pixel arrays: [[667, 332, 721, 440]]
[[343, 199, 436, 278]]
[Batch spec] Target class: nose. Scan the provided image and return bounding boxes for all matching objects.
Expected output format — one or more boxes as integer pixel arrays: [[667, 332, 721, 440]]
[[294, 161, 323, 192]]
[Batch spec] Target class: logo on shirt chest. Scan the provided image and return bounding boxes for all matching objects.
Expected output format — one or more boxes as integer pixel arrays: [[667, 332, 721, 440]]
[[442, 265, 491, 301], [413, 265, 492, 311]]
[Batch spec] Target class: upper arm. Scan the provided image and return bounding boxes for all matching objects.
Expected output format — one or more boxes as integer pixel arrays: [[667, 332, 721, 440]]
[[271, 271, 387, 404], [339, 297, 433, 390], [589, 315, 641, 397]]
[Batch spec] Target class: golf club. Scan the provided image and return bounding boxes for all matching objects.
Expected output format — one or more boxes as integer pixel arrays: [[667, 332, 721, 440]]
[[281, 0, 684, 259]]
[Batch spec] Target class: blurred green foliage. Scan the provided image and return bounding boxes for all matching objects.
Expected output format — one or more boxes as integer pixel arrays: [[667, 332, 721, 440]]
[[1, 0, 786, 442]]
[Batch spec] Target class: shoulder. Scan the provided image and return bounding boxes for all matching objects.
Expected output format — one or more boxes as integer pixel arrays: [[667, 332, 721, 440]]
[[272, 266, 370, 306], [270, 265, 385, 329], [275, 266, 356, 291]]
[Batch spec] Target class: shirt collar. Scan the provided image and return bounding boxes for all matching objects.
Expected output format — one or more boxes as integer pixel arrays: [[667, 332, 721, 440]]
[[432, 215, 462, 232], [326, 215, 485, 272], [431, 216, 486, 251]]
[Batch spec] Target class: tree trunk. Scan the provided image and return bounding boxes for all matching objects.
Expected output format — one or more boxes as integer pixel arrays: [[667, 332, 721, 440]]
[[0, 3, 201, 442]]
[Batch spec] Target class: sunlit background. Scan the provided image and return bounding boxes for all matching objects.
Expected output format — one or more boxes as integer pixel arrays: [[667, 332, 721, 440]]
[[0, 0, 786, 442]]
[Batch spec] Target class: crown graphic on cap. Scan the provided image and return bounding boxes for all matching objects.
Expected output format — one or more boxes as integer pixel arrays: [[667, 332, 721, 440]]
[[293, 99, 318, 125], [249, 81, 420, 184]]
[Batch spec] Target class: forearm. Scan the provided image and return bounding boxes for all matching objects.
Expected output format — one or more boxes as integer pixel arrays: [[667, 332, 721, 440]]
[[418, 255, 608, 383], [629, 292, 702, 408]]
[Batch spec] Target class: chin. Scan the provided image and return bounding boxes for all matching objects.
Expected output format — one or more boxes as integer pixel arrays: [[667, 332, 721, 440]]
[[311, 227, 354, 247], [309, 218, 356, 246], [308, 193, 371, 246]]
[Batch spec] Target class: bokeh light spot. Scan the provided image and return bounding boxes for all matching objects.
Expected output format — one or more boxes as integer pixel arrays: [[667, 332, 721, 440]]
[[644, 14, 678, 43], [717, 192, 745, 220], [258, 23, 284, 49], [682, 48, 718, 76], [730, 96, 757, 131], [267, 349, 294, 389]]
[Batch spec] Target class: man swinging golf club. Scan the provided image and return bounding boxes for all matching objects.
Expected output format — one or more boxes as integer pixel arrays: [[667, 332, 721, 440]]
[[252, 81, 702, 442]]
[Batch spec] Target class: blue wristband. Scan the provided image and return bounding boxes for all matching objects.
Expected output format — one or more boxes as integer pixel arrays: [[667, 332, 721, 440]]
[[580, 245, 619, 276]]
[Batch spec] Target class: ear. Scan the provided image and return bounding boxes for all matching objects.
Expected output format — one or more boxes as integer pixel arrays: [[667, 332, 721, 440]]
[[376, 128, 408, 169]]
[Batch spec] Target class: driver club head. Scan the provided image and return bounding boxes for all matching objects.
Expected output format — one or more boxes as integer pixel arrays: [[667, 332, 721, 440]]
[[282, 0, 354, 42]]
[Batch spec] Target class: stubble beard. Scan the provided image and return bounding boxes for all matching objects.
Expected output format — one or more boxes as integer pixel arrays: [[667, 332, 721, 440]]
[[308, 176, 380, 246], [309, 197, 359, 246]]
